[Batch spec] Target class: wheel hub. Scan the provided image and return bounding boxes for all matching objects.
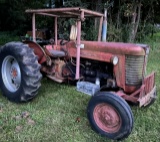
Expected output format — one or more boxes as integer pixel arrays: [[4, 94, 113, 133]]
[[93, 103, 121, 133], [2, 55, 21, 92], [11, 67, 18, 78]]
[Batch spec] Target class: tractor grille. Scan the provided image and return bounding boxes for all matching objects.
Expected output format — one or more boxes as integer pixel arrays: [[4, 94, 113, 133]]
[[125, 55, 144, 85]]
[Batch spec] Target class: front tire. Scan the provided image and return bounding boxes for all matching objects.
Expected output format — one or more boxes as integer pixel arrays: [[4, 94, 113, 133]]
[[87, 92, 134, 140], [0, 42, 42, 102]]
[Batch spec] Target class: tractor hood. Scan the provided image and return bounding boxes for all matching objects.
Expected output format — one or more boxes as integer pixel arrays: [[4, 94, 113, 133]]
[[79, 41, 146, 56], [64, 40, 147, 64]]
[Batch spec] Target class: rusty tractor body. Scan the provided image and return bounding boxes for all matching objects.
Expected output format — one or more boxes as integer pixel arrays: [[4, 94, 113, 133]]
[[0, 7, 156, 140]]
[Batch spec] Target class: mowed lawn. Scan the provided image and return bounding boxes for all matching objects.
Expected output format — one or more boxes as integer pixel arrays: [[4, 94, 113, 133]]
[[0, 33, 160, 142]]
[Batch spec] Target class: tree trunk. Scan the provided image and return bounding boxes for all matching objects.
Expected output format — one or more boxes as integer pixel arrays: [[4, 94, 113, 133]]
[[129, 1, 141, 42], [94, 0, 102, 30], [116, 10, 121, 29], [116, 0, 121, 29], [134, 2, 141, 39]]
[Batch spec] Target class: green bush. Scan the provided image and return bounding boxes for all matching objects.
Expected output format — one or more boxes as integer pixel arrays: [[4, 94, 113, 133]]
[[0, 32, 19, 45]]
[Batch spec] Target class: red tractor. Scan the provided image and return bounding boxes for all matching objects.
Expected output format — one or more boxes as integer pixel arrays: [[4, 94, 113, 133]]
[[0, 8, 156, 140]]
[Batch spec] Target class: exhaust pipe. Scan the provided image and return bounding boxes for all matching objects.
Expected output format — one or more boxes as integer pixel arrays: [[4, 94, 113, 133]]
[[102, 8, 107, 42]]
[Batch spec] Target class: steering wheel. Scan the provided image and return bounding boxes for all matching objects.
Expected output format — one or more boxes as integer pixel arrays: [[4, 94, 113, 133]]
[[49, 38, 55, 44], [60, 38, 70, 46]]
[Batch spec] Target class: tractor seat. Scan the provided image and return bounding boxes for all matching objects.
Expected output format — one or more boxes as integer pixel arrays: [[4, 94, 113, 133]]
[[48, 49, 66, 58]]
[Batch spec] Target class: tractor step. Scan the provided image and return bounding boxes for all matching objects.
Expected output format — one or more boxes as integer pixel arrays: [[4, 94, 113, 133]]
[[76, 81, 100, 96]]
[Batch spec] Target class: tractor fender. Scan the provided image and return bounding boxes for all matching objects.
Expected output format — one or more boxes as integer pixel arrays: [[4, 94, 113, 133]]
[[23, 41, 47, 64]]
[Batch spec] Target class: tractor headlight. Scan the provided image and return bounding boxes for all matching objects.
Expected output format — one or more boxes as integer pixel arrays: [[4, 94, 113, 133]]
[[111, 56, 119, 65]]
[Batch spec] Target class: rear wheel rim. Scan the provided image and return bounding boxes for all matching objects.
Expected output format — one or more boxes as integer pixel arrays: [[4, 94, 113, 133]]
[[2, 55, 21, 92], [93, 103, 122, 133]]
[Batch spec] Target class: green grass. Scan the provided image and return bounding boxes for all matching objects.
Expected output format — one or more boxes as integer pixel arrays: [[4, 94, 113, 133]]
[[0, 32, 160, 142]]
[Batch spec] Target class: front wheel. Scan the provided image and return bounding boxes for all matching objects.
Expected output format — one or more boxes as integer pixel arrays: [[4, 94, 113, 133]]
[[87, 92, 134, 140], [0, 42, 42, 102]]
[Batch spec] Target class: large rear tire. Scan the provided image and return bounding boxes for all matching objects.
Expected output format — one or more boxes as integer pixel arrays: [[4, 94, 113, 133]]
[[87, 92, 134, 140], [0, 42, 42, 102]]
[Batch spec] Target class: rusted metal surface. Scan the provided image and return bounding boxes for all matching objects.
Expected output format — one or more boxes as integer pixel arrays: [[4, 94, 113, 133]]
[[138, 44, 150, 79], [45, 40, 149, 94], [41, 64, 55, 75], [65, 41, 145, 92], [81, 8, 104, 17], [80, 41, 145, 55], [46, 44, 61, 51], [36, 12, 58, 17], [115, 72, 156, 106], [75, 11, 83, 79], [65, 41, 112, 62], [113, 55, 126, 91], [80, 10, 85, 21], [64, 11, 80, 16], [46, 75, 63, 83], [139, 86, 156, 107], [124, 85, 142, 95], [41, 59, 66, 83], [26, 7, 104, 17], [26, 7, 81, 13], [144, 72, 155, 94], [116, 91, 138, 103], [93, 103, 121, 133], [138, 72, 156, 107], [53, 59, 66, 81], [65, 41, 145, 56], [27, 7, 104, 79], [23, 41, 46, 64]]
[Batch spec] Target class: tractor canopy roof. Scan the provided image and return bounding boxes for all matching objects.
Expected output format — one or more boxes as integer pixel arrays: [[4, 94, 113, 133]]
[[25, 7, 104, 43], [25, 7, 104, 18]]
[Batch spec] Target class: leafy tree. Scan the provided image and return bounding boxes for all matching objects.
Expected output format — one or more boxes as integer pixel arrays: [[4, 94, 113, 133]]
[[0, 0, 46, 33], [0, 0, 160, 41]]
